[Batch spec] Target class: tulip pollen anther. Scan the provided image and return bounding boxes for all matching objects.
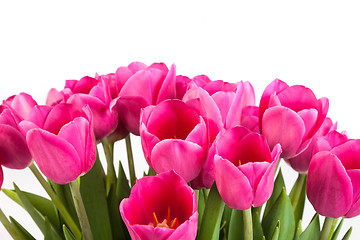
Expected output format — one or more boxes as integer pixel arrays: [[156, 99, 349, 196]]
[[151, 207, 179, 229]]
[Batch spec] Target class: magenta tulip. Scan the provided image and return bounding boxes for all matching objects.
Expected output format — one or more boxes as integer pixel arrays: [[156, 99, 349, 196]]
[[0, 107, 32, 189], [214, 126, 282, 210], [259, 79, 329, 159], [3, 92, 37, 121], [112, 63, 176, 135], [140, 99, 208, 182], [307, 139, 360, 218], [47, 76, 118, 140], [120, 170, 198, 240], [183, 80, 257, 189], [285, 117, 335, 172], [19, 104, 96, 184]]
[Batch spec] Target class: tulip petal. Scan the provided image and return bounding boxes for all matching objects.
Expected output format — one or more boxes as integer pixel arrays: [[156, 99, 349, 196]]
[[331, 139, 360, 170], [156, 64, 176, 104], [0, 166, 3, 190], [0, 124, 32, 169], [185, 117, 208, 149], [214, 155, 253, 210], [345, 169, 360, 218], [254, 148, 280, 207], [132, 224, 174, 240], [168, 212, 198, 240], [151, 139, 205, 182], [262, 106, 305, 159], [307, 151, 353, 218], [297, 108, 318, 141], [211, 91, 235, 126], [277, 85, 319, 111], [26, 128, 82, 184], [140, 123, 161, 167], [112, 96, 150, 135]]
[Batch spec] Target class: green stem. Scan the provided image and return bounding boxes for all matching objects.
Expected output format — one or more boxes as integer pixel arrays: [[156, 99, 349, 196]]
[[319, 217, 336, 240], [243, 208, 253, 240], [101, 138, 117, 194], [290, 173, 306, 210], [125, 135, 136, 187], [197, 183, 225, 240], [0, 208, 22, 240], [69, 180, 94, 240], [29, 163, 82, 240]]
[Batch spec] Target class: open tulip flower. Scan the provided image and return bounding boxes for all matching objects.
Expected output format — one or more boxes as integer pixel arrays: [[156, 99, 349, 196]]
[[120, 170, 198, 240], [140, 99, 208, 182], [214, 126, 282, 210], [307, 139, 360, 218], [259, 78, 329, 160], [19, 103, 96, 184]]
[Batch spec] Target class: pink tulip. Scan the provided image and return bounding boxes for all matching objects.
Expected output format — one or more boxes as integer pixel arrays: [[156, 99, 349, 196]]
[[259, 79, 329, 159], [120, 170, 198, 240], [285, 117, 335, 172], [19, 104, 96, 184], [214, 126, 282, 210], [0, 107, 32, 189], [48, 76, 118, 140], [307, 139, 360, 218], [3, 92, 37, 121], [140, 99, 208, 182], [112, 63, 176, 135], [183, 80, 257, 189]]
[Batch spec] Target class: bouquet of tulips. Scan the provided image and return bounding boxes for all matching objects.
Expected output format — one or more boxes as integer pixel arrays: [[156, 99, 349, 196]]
[[0, 62, 357, 240]]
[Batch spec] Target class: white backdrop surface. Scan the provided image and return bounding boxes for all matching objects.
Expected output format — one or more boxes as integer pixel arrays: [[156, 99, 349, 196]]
[[0, 1, 360, 239]]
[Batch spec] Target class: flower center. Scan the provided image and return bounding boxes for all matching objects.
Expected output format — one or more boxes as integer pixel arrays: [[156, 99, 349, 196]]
[[151, 207, 179, 229]]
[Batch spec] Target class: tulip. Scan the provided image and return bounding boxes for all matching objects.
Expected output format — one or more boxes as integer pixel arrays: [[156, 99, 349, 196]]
[[19, 104, 96, 184], [307, 139, 360, 218], [47, 76, 118, 140], [183, 80, 257, 189], [140, 99, 208, 182], [3, 92, 37, 121], [112, 63, 176, 135], [285, 117, 334, 172], [259, 79, 329, 159], [120, 170, 198, 240], [0, 107, 32, 189], [214, 126, 282, 210]]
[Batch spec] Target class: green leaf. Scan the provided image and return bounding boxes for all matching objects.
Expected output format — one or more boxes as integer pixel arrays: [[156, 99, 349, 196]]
[[116, 161, 131, 202], [289, 174, 307, 224], [293, 220, 302, 240], [196, 189, 206, 233], [14, 184, 62, 240], [220, 205, 232, 240], [331, 218, 344, 240], [80, 156, 112, 240], [299, 213, 320, 240], [107, 183, 130, 240], [48, 181, 79, 228], [252, 207, 264, 240], [63, 225, 76, 240], [228, 209, 244, 240], [262, 187, 295, 240], [0, 208, 28, 240], [2, 189, 60, 231], [264, 169, 285, 218], [270, 221, 280, 240], [144, 167, 156, 176], [341, 227, 352, 240], [197, 183, 225, 240], [9, 216, 36, 240]]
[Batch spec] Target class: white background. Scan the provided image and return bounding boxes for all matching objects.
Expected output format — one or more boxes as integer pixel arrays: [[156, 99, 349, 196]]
[[1, 1, 360, 239]]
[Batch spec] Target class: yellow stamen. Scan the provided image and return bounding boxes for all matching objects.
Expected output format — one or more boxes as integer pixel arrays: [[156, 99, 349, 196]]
[[170, 217, 179, 229], [152, 212, 159, 227], [239, 159, 242, 166]]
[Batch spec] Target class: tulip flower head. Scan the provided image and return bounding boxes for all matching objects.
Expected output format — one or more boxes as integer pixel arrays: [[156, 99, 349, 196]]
[[140, 99, 208, 183], [214, 126, 282, 210], [19, 104, 96, 184], [120, 170, 198, 240], [307, 139, 360, 218], [259, 79, 329, 160], [112, 63, 176, 135]]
